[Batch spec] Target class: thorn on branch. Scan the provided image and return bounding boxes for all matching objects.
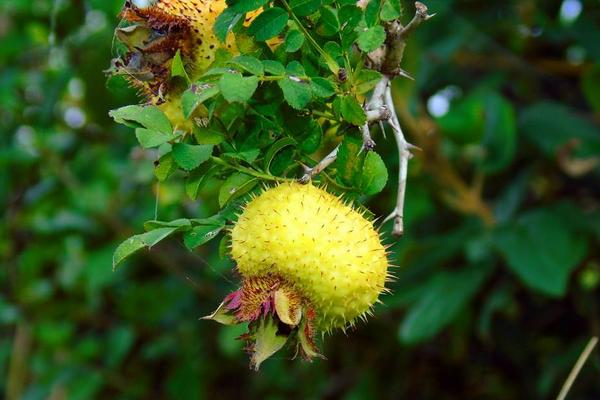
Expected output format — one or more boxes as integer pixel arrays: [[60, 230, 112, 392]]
[[299, 145, 340, 184], [361, 124, 376, 152]]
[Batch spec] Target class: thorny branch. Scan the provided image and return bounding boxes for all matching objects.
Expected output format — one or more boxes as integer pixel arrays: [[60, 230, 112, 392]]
[[300, 2, 434, 237]]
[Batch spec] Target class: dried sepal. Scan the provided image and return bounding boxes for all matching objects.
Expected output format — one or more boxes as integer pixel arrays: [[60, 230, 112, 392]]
[[204, 275, 324, 369], [274, 288, 302, 326]]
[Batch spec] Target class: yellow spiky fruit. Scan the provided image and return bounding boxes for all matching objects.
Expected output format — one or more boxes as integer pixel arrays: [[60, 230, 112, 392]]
[[231, 182, 389, 330]]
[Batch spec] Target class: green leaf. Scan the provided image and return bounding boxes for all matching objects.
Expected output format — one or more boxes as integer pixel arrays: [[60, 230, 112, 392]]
[[335, 135, 363, 185], [219, 172, 258, 207], [354, 69, 383, 95], [581, 65, 600, 112], [135, 128, 172, 149], [479, 93, 516, 174], [278, 78, 312, 109], [289, 0, 321, 16], [113, 227, 179, 269], [186, 165, 218, 200], [359, 151, 388, 195], [172, 143, 213, 171], [262, 60, 286, 76], [155, 152, 177, 181], [193, 126, 225, 145], [399, 265, 490, 344], [143, 219, 192, 231], [181, 84, 219, 119], [519, 101, 600, 158], [109, 105, 172, 134], [324, 41, 343, 62], [495, 208, 588, 297], [357, 25, 386, 52], [364, 0, 382, 26], [113, 236, 145, 269], [339, 95, 366, 125], [230, 0, 270, 13], [183, 223, 225, 250], [214, 9, 243, 43], [380, 0, 402, 21], [247, 7, 288, 41], [170, 49, 190, 84], [218, 73, 259, 103], [229, 55, 264, 76], [286, 60, 306, 76], [285, 29, 305, 53], [318, 6, 340, 37], [298, 120, 322, 153], [264, 137, 296, 173], [223, 148, 260, 163], [310, 77, 336, 98]]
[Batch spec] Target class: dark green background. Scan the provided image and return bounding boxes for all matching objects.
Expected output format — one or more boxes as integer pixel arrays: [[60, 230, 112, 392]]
[[2, 0, 600, 398]]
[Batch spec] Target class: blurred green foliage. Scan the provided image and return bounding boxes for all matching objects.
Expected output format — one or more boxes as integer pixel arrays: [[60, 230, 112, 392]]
[[2, 0, 600, 398]]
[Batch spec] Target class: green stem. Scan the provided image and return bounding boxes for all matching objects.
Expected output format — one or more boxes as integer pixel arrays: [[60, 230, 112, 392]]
[[211, 156, 292, 182], [311, 110, 336, 120], [280, 0, 340, 75]]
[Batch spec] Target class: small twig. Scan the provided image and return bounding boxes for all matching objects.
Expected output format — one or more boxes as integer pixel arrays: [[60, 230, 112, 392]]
[[299, 145, 340, 183], [399, 2, 435, 38], [6, 322, 31, 400], [361, 124, 376, 151], [381, 2, 435, 76], [361, 78, 391, 151], [556, 336, 598, 400]]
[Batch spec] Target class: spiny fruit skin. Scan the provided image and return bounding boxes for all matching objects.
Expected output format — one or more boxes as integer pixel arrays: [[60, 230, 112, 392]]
[[231, 182, 389, 330]]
